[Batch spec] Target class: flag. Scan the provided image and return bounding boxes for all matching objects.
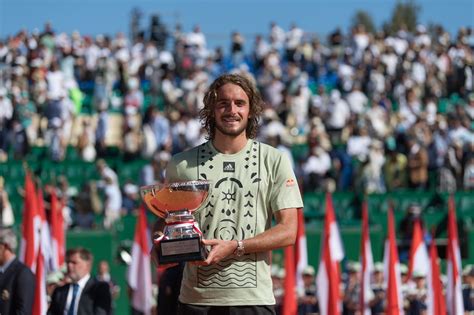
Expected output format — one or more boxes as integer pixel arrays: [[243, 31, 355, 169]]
[[446, 195, 464, 315], [127, 206, 153, 315], [295, 208, 308, 292], [359, 200, 374, 315], [33, 186, 50, 315], [427, 237, 447, 315], [50, 188, 65, 270], [19, 172, 41, 271], [384, 206, 404, 315], [407, 220, 429, 281], [282, 245, 297, 315], [316, 192, 344, 315]]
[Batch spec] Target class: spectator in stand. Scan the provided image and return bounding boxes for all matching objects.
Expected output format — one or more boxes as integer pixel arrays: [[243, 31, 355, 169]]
[[407, 137, 429, 189], [342, 262, 363, 315], [0, 176, 14, 227], [370, 263, 386, 315], [384, 140, 408, 191], [0, 88, 12, 161], [464, 156, 474, 190], [77, 119, 97, 162], [302, 146, 331, 192], [140, 150, 171, 186], [96, 260, 120, 314], [297, 266, 318, 315], [121, 182, 140, 215], [9, 119, 30, 159], [95, 106, 109, 158], [405, 271, 427, 315], [102, 175, 122, 229]]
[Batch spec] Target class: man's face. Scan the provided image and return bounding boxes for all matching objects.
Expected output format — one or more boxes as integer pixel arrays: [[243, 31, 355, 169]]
[[66, 253, 91, 282], [0, 244, 6, 265], [213, 83, 250, 138]]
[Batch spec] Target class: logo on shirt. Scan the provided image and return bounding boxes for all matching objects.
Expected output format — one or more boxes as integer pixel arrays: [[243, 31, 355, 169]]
[[223, 162, 235, 172], [286, 179, 296, 187]]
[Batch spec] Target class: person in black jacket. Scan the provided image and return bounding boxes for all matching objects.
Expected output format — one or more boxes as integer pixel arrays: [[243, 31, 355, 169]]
[[48, 247, 112, 315], [0, 227, 35, 315]]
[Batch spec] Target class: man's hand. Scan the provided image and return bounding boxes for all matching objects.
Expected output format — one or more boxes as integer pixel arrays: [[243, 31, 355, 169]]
[[195, 239, 237, 265]]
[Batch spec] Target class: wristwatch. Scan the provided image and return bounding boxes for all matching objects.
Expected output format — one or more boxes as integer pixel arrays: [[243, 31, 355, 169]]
[[234, 240, 245, 257]]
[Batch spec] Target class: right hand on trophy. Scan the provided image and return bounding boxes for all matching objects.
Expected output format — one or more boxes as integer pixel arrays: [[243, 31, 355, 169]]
[[195, 239, 237, 265]]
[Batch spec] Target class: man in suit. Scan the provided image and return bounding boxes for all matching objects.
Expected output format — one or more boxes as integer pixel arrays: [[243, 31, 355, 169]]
[[48, 247, 112, 315], [0, 227, 35, 315]]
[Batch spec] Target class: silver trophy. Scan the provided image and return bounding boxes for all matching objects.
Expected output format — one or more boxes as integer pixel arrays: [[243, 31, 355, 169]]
[[140, 180, 210, 264]]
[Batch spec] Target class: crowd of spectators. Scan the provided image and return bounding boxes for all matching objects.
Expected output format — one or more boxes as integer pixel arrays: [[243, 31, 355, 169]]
[[0, 20, 473, 229]]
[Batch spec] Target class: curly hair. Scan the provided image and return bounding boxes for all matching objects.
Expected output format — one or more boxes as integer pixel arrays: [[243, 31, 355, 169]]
[[200, 73, 264, 140]]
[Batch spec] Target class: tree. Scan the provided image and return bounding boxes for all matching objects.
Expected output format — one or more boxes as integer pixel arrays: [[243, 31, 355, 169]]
[[389, 0, 420, 34], [351, 10, 376, 34]]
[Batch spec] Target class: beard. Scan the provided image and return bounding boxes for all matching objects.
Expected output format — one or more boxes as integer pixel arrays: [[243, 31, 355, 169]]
[[214, 116, 248, 137]]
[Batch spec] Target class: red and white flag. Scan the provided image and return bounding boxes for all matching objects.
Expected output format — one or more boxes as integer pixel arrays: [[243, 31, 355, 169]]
[[384, 206, 404, 315], [295, 208, 308, 292], [407, 220, 429, 281], [33, 186, 51, 315], [19, 172, 41, 271], [359, 200, 374, 315], [446, 195, 464, 315], [282, 245, 297, 315], [316, 192, 344, 315], [127, 206, 153, 315], [427, 237, 447, 315], [49, 188, 65, 270]]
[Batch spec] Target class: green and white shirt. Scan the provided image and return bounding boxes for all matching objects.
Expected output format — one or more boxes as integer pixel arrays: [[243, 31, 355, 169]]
[[166, 139, 304, 306]]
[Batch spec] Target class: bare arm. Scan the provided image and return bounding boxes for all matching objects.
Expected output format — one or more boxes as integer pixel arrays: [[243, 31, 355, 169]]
[[200, 207, 298, 265]]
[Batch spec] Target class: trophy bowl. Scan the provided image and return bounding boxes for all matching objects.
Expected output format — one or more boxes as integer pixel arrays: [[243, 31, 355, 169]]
[[140, 180, 211, 265]]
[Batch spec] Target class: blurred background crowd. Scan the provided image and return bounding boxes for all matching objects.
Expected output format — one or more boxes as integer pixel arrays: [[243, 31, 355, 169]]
[[0, 9, 473, 229]]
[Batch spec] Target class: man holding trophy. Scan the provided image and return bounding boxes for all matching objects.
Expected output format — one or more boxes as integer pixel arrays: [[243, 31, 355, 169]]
[[142, 73, 303, 314]]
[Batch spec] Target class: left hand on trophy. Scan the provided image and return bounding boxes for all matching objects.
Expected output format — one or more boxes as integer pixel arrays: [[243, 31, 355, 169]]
[[194, 239, 237, 265]]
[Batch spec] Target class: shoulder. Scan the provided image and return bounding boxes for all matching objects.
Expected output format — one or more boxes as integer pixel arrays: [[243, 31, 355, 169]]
[[10, 259, 34, 279], [171, 143, 206, 164]]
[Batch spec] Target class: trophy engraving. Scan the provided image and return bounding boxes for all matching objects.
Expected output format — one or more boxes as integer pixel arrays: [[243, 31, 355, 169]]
[[140, 180, 210, 264]]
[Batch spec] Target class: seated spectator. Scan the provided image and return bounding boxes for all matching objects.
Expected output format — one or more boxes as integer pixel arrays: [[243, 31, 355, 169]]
[[464, 156, 474, 190], [302, 146, 331, 192], [121, 182, 140, 215], [383, 141, 408, 191]]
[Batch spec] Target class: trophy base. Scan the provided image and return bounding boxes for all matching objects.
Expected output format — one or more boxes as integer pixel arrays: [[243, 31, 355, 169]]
[[157, 236, 207, 265]]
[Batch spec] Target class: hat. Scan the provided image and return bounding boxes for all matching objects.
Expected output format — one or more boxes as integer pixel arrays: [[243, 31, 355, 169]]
[[347, 261, 361, 273], [124, 183, 139, 195], [153, 151, 171, 163], [374, 262, 384, 272], [463, 265, 474, 277], [302, 266, 315, 276], [400, 264, 408, 274], [412, 270, 426, 278]]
